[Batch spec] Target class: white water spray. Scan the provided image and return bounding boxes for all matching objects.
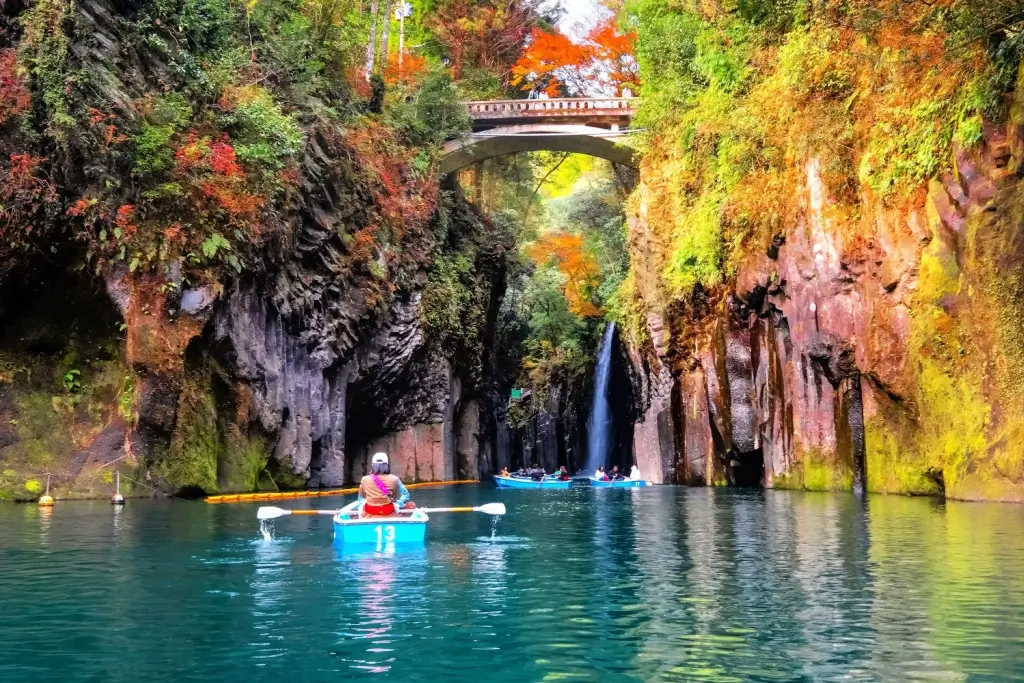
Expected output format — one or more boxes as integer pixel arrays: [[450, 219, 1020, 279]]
[[585, 322, 615, 475]]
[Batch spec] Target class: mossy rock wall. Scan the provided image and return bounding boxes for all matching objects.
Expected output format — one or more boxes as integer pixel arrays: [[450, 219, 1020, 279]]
[[863, 183, 1024, 501], [151, 365, 273, 497]]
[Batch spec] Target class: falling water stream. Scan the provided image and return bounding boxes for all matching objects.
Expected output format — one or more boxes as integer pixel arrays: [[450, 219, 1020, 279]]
[[585, 322, 615, 475]]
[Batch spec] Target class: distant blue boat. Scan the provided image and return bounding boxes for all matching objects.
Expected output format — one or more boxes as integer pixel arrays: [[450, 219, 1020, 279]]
[[332, 500, 428, 548], [493, 475, 571, 489], [588, 478, 650, 489]]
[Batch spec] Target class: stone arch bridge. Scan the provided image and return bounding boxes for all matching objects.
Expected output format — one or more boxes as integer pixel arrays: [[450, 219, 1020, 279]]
[[440, 97, 639, 175]]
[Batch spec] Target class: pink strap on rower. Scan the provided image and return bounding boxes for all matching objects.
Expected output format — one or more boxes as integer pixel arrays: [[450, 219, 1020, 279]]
[[371, 474, 391, 497]]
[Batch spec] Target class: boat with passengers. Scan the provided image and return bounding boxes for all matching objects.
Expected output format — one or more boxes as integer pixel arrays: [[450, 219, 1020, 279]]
[[588, 477, 650, 488], [494, 473, 572, 489], [333, 499, 429, 547]]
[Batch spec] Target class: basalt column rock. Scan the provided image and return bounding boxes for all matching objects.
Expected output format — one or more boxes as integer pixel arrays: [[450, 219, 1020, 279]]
[[629, 313, 678, 484], [456, 399, 481, 480]]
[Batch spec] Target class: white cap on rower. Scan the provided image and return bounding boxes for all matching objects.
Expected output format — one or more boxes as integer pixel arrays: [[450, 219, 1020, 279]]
[[372, 452, 389, 465]]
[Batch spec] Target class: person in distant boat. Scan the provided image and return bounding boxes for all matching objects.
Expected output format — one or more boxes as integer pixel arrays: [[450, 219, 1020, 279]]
[[514, 467, 528, 478], [358, 452, 414, 517], [609, 465, 623, 481], [557, 466, 570, 481], [500, 467, 510, 477], [595, 466, 608, 481], [530, 463, 546, 481], [629, 463, 641, 480]]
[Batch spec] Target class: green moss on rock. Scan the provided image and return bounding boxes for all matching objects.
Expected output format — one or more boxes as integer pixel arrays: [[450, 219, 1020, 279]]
[[218, 427, 269, 493], [155, 386, 220, 494], [773, 447, 853, 492], [864, 183, 1024, 501]]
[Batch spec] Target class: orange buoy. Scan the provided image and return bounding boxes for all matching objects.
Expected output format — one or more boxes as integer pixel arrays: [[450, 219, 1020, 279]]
[[38, 474, 55, 507], [111, 472, 126, 506]]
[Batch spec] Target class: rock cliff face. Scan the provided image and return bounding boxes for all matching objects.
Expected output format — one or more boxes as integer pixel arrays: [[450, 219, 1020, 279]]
[[504, 328, 638, 476], [0, 181, 510, 499], [628, 118, 1024, 501]]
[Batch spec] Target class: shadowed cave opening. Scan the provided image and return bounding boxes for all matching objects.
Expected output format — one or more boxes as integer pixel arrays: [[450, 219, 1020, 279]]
[[729, 448, 766, 488]]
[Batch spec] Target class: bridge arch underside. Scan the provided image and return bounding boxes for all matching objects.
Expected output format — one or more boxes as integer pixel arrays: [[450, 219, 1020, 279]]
[[441, 125, 638, 175]]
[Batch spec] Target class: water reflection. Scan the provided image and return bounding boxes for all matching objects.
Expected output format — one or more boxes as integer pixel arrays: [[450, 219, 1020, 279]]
[[5, 489, 1024, 682]]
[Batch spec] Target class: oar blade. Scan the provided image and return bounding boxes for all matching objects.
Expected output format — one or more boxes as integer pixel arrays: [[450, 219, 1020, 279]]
[[477, 502, 507, 516], [257, 506, 289, 520]]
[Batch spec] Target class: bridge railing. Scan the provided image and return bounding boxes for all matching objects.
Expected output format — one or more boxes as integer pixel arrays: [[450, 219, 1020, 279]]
[[463, 97, 638, 118]]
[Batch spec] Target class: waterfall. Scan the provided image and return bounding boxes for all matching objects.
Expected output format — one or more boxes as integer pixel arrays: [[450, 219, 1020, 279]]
[[585, 322, 616, 475]]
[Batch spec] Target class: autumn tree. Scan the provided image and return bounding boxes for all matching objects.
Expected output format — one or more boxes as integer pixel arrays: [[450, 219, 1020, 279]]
[[511, 19, 639, 96], [426, 0, 541, 81], [510, 28, 591, 95], [527, 232, 601, 317]]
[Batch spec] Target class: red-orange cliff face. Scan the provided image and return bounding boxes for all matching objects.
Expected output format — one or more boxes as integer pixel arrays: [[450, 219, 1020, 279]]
[[628, 114, 1024, 501]]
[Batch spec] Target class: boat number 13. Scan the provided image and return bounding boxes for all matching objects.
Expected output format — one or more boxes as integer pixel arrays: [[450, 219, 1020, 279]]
[[374, 525, 396, 546]]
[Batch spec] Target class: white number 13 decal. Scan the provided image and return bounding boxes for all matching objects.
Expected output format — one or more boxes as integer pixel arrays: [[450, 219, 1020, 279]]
[[374, 525, 396, 546]]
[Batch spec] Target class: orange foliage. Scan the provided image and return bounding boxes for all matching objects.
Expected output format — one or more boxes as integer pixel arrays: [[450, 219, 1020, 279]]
[[346, 68, 374, 98], [66, 197, 93, 217], [587, 19, 639, 92], [346, 122, 439, 239], [383, 52, 428, 87], [528, 232, 601, 317], [511, 20, 639, 95], [0, 50, 29, 125], [173, 132, 260, 218], [350, 226, 377, 263], [115, 204, 139, 239], [209, 138, 242, 178], [87, 108, 129, 151], [217, 84, 264, 111], [201, 182, 264, 218]]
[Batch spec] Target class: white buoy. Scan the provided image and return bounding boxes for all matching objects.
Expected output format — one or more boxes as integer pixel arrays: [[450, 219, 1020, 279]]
[[38, 474, 54, 507], [111, 471, 125, 506]]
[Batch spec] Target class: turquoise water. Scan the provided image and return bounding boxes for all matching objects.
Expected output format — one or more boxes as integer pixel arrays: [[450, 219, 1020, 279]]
[[3, 486, 1024, 682]]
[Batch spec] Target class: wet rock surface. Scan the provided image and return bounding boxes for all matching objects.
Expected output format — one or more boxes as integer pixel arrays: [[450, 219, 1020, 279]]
[[627, 120, 1024, 501]]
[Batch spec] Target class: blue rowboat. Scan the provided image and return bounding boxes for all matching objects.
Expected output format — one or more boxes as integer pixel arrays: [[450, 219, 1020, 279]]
[[589, 478, 650, 488], [494, 475, 571, 489], [332, 501, 429, 548]]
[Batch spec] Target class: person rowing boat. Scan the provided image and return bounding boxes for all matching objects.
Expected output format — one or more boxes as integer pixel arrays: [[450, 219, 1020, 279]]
[[358, 452, 415, 517]]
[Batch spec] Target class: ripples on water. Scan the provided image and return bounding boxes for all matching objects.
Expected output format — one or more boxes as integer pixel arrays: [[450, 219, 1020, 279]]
[[2, 487, 1024, 682]]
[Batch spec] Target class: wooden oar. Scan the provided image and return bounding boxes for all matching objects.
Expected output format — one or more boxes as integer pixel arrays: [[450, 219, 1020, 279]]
[[257, 506, 341, 520], [402, 503, 506, 515], [258, 502, 506, 520]]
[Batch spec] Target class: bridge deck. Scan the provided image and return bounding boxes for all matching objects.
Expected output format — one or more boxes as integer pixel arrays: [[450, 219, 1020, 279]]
[[464, 97, 637, 129]]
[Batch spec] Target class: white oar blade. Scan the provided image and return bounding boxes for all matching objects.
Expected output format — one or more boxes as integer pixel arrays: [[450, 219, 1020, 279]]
[[257, 506, 289, 520], [477, 502, 506, 516]]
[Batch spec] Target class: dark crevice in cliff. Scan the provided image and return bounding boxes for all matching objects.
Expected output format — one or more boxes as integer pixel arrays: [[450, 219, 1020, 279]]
[[845, 376, 867, 494], [729, 448, 765, 488], [607, 325, 638, 471]]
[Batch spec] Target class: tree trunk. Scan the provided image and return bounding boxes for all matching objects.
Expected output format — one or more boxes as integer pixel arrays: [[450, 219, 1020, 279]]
[[364, 0, 379, 79], [378, 0, 393, 74]]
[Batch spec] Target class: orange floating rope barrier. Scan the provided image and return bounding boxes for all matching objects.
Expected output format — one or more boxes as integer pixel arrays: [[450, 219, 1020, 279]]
[[203, 480, 479, 504]]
